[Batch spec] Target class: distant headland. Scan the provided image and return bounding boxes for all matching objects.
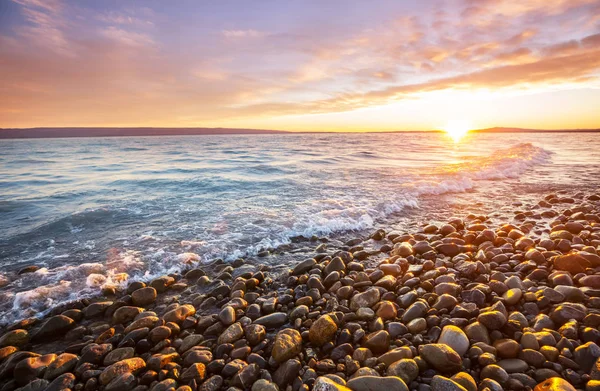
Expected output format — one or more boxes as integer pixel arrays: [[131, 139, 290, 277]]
[[0, 126, 598, 139]]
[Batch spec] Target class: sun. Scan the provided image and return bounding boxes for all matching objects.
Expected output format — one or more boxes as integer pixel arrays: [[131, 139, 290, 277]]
[[443, 120, 472, 142]]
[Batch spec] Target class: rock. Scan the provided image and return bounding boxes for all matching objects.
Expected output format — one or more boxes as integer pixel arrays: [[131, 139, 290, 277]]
[[378, 347, 412, 366], [219, 306, 236, 325], [550, 303, 586, 325], [438, 326, 469, 356], [0, 346, 17, 361], [419, 344, 463, 374], [131, 287, 157, 307], [45, 373, 76, 391], [245, 324, 266, 346], [347, 376, 408, 391], [553, 253, 591, 274], [480, 364, 509, 385], [497, 359, 528, 373], [31, 315, 75, 342], [464, 322, 490, 344], [313, 376, 352, 391], [15, 379, 49, 391], [0, 329, 29, 347], [84, 301, 113, 318], [150, 275, 175, 293], [350, 288, 381, 310], [430, 375, 468, 391], [309, 315, 338, 346], [293, 259, 316, 275], [99, 358, 146, 385], [218, 322, 244, 344], [14, 354, 57, 385], [254, 313, 288, 329], [364, 330, 390, 354], [105, 372, 137, 391], [199, 375, 224, 391], [180, 363, 207, 383], [402, 300, 429, 323], [44, 353, 78, 380], [533, 377, 576, 391], [163, 304, 196, 324], [451, 372, 477, 391], [103, 347, 135, 366], [231, 363, 260, 389], [574, 342, 600, 372], [179, 334, 204, 354], [477, 311, 507, 330], [387, 359, 419, 384], [273, 358, 301, 388], [272, 328, 302, 363], [112, 306, 143, 324], [80, 343, 113, 365], [252, 379, 280, 391], [503, 288, 523, 305]]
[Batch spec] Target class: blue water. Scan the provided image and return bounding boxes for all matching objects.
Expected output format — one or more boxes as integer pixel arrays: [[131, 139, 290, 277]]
[[0, 132, 599, 324]]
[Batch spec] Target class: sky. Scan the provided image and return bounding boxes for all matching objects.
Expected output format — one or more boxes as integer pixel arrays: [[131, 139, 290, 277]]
[[0, 0, 599, 131]]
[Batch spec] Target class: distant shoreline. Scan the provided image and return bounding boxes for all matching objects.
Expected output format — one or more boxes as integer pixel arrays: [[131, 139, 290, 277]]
[[0, 126, 599, 139]]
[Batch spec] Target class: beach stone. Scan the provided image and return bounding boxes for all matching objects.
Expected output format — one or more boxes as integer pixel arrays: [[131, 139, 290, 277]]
[[478, 311, 507, 330], [103, 347, 135, 366], [347, 376, 408, 391], [15, 379, 49, 391], [179, 334, 204, 353], [84, 301, 113, 318], [313, 376, 351, 391], [350, 288, 381, 310], [533, 377, 576, 391], [553, 253, 590, 274], [32, 315, 75, 342], [45, 373, 76, 391], [147, 352, 178, 371], [44, 353, 77, 380], [438, 326, 469, 356], [163, 304, 196, 324], [99, 357, 146, 385], [550, 303, 586, 325], [112, 306, 143, 324], [402, 300, 429, 323], [180, 363, 207, 383], [123, 316, 158, 333], [430, 375, 468, 391], [378, 347, 412, 366], [520, 349, 546, 367], [218, 322, 244, 344], [14, 354, 57, 385], [574, 342, 600, 372], [0, 329, 29, 347], [364, 330, 390, 354], [245, 324, 266, 346], [480, 364, 509, 385], [503, 288, 523, 305], [273, 358, 301, 388], [231, 362, 260, 389], [200, 375, 224, 391], [293, 259, 316, 275], [272, 328, 302, 363], [150, 276, 175, 293], [254, 312, 287, 328], [0, 346, 17, 361], [494, 339, 520, 358], [131, 287, 157, 307], [219, 306, 236, 325], [387, 359, 419, 384], [80, 343, 113, 364], [105, 372, 136, 391], [451, 372, 477, 391], [310, 315, 338, 346], [464, 322, 490, 344], [497, 359, 528, 373], [253, 379, 279, 391], [419, 344, 463, 373]]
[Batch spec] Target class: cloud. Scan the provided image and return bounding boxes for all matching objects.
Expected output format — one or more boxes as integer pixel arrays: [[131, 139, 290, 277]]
[[222, 29, 265, 38], [100, 26, 155, 47], [11, 0, 71, 55]]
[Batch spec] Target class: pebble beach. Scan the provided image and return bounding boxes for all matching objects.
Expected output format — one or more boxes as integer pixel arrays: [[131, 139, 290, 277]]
[[1, 191, 600, 391]]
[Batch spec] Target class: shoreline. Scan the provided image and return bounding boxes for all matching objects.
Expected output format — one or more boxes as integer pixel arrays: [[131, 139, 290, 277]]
[[0, 191, 599, 391]]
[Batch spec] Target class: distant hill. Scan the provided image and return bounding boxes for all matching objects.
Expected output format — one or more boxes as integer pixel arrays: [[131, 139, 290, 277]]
[[0, 126, 598, 139], [473, 127, 600, 133], [0, 127, 288, 139]]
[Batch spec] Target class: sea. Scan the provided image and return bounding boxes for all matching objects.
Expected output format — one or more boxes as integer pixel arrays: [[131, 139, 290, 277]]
[[1, 131, 599, 326]]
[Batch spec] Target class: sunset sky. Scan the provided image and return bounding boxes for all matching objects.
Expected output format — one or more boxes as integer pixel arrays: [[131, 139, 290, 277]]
[[1, 0, 599, 131]]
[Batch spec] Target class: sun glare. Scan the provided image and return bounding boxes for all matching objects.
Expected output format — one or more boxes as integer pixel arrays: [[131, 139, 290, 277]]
[[443, 120, 472, 142]]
